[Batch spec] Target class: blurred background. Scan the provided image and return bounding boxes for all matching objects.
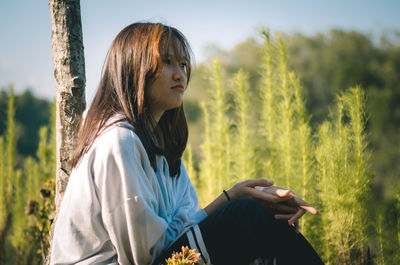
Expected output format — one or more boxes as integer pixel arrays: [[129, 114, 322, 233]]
[[1, 0, 399, 198], [0, 0, 399, 263]]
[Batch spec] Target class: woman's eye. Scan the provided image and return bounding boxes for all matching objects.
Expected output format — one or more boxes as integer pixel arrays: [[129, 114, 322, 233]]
[[180, 62, 187, 70], [163, 58, 171, 65]]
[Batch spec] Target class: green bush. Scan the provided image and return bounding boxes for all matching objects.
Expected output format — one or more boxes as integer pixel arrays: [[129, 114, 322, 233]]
[[0, 86, 55, 265], [190, 32, 385, 264]]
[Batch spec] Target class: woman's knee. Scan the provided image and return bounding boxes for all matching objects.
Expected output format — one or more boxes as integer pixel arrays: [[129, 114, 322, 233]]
[[226, 198, 266, 218], [199, 197, 275, 237], [217, 198, 275, 232], [199, 198, 277, 264]]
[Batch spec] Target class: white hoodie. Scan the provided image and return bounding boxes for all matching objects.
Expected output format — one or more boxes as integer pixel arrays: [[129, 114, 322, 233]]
[[50, 116, 207, 265]]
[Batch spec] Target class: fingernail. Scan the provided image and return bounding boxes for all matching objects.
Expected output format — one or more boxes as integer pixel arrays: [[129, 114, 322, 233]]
[[277, 190, 289, 196]]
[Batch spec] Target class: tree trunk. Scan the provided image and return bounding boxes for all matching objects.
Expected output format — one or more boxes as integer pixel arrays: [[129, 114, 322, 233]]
[[47, 0, 85, 263]]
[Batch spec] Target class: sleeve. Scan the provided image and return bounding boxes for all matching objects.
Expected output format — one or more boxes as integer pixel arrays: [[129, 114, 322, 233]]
[[176, 163, 208, 224], [93, 128, 169, 265], [159, 163, 208, 248]]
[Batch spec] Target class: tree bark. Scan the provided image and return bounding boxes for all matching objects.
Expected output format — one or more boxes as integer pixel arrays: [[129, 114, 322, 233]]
[[47, 0, 85, 263]]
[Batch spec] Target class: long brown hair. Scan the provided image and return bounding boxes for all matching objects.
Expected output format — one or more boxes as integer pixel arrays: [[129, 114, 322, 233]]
[[71, 22, 192, 177]]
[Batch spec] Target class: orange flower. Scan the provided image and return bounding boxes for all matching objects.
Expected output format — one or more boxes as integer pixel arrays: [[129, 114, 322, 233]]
[[165, 246, 201, 265]]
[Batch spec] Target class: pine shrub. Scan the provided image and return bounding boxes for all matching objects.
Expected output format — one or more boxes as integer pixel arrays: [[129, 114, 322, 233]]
[[194, 33, 374, 264]]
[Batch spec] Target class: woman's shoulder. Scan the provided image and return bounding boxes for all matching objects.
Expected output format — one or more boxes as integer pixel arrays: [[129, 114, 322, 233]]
[[80, 111, 139, 155], [82, 111, 137, 143], [94, 120, 142, 152], [78, 120, 151, 175]]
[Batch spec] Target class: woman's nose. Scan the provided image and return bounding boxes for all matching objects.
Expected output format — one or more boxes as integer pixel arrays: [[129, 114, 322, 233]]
[[172, 65, 186, 82]]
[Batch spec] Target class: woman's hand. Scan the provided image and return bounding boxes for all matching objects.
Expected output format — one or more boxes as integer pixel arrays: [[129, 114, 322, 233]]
[[228, 179, 298, 215], [228, 179, 298, 216], [204, 179, 276, 216], [227, 180, 318, 233], [256, 186, 319, 233], [206, 179, 318, 233]]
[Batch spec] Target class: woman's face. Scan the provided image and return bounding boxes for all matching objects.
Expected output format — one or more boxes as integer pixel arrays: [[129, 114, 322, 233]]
[[147, 44, 188, 122]]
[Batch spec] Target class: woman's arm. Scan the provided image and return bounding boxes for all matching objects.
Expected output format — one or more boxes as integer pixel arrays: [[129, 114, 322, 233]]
[[96, 126, 205, 264], [203, 179, 274, 215], [204, 192, 233, 215], [204, 179, 318, 232]]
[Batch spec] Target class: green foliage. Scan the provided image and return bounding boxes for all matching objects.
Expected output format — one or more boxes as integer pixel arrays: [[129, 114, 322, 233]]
[[29, 179, 56, 262], [398, 193, 400, 263], [315, 87, 371, 264], [6, 85, 16, 207], [0, 86, 56, 264], [192, 33, 379, 264], [276, 35, 296, 188], [183, 144, 198, 190], [259, 30, 277, 180], [0, 137, 4, 222], [0, 89, 52, 157], [184, 30, 400, 263], [231, 69, 257, 182], [188, 30, 400, 198], [198, 101, 212, 204], [197, 60, 232, 205], [289, 71, 316, 239], [369, 197, 400, 265], [0, 85, 17, 264], [377, 213, 385, 265]]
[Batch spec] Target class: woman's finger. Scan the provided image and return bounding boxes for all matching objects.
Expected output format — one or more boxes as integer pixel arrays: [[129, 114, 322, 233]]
[[275, 214, 301, 234], [287, 193, 318, 215], [302, 205, 318, 215], [251, 189, 279, 202], [251, 188, 292, 203], [244, 179, 274, 188], [259, 186, 318, 215], [294, 220, 300, 234], [269, 202, 298, 214], [275, 189, 290, 198], [274, 213, 295, 220], [288, 209, 306, 226]]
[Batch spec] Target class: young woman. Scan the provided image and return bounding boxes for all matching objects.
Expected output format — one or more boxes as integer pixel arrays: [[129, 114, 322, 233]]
[[50, 22, 324, 265]]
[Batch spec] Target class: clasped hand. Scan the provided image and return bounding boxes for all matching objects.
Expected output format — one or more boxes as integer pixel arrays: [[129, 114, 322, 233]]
[[227, 179, 318, 233]]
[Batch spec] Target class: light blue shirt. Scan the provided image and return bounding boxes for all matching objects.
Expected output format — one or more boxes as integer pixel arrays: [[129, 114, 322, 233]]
[[51, 117, 207, 265]]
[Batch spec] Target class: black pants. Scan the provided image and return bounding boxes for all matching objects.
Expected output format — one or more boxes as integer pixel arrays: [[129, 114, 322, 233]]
[[155, 198, 324, 265]]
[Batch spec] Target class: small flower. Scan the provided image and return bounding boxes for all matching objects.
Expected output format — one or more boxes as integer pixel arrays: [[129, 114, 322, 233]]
[[165, 246, 200, 265], [25, 200, 39, 215], [40, 188, 51, 198], [172, 252, 183, 260]]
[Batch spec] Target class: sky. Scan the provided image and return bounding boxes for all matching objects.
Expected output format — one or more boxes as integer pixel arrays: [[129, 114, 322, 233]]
[[0, 0, 399, 103]]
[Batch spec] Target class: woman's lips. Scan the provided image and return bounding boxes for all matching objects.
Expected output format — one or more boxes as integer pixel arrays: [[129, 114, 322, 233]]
[[171, 85, 184, 91]]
